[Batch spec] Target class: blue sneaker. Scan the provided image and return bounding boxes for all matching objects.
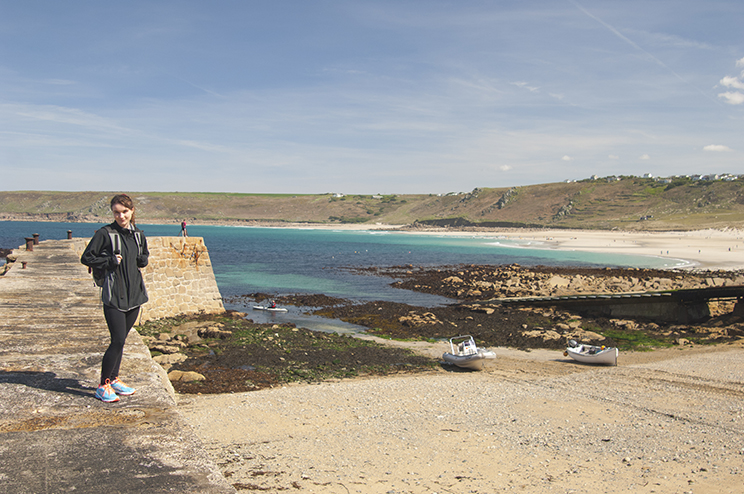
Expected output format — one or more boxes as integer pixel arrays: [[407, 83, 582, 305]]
[[110, 377, 135, 396], [95, 381, 120, 403]]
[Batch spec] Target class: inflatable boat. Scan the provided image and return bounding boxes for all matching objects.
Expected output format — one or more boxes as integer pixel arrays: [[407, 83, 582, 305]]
[[442, 335, 496, 370], [564, 339, 618, 366]]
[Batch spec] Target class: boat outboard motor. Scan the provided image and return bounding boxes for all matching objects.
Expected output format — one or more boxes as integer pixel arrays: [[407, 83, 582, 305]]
[[568, 339, 578, 348]]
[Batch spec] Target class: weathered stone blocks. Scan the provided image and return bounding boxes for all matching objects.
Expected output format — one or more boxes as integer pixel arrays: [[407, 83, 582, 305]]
[[139, 237, 225, 322]]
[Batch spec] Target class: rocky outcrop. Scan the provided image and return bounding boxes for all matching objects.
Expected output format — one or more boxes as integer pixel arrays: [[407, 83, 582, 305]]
[[399, 311, 443, 327], [141, 320, 233, 376], [481, 187, 519, 215], [168, 370, 206, 382], [416, 264, 744, 300]]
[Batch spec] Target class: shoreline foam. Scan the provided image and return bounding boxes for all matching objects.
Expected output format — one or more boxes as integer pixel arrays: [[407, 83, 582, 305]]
[[199, 222, 744, 271], [3, 217, 742, 270]]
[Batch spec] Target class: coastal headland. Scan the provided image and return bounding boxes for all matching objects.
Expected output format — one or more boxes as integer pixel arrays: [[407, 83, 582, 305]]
[[2, 177, 744, 232]]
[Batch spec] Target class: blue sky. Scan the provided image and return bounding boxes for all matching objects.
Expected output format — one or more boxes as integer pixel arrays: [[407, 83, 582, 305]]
[[1, 1, 742, 194]]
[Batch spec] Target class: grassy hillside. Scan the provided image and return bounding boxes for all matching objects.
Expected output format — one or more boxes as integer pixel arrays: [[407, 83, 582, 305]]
[[1, 177, 743, 231]]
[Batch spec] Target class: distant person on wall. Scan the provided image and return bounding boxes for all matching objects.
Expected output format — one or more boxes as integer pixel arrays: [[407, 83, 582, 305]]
[[81, 194, 149, 403], [181, 220, 188, 237]]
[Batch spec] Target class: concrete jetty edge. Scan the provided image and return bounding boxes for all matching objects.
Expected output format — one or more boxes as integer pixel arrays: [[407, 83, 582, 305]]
[[0, 239, 235, 493]]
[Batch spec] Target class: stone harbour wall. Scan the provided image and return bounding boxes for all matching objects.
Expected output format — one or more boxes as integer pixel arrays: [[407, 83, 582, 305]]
[[139, 237, 224, 322], [71, 235, 225, 322]]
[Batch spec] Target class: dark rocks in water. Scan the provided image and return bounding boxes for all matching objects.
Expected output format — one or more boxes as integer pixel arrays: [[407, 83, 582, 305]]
[[141, 264, 744, 395], [305, 264, 744, 350], [137, 313, 435, 395]]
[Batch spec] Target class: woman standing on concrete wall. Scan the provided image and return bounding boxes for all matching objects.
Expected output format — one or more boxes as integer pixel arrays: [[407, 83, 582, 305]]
[[81, 194, 149, 403]]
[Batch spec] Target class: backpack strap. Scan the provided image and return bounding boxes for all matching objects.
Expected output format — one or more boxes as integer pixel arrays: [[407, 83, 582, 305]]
[[103, 225, 121, 254], [133, 230, 143, 256], [103, 225, 142, 256]]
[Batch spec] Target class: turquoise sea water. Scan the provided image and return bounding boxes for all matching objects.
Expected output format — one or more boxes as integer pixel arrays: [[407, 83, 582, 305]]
[[1, 221, 685, 331]]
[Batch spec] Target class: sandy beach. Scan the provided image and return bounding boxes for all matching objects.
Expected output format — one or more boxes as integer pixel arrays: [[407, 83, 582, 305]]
[[177, 227, 744, 493], [453, 228, 744, 271], [209, 222, 744, 271], [179, 342, 744, 493], [390, 226, 744, 271]]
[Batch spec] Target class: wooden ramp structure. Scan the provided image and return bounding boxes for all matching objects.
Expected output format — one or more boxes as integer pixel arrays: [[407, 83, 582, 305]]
[[494, 286, 744, 323]]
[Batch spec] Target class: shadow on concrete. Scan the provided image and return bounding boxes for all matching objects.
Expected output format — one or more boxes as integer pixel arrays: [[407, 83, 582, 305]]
[[0, 370, 92, 398]]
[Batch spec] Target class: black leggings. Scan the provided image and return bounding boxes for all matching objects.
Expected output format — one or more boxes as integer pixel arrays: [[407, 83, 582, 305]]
[[101, 305, 140, 385]]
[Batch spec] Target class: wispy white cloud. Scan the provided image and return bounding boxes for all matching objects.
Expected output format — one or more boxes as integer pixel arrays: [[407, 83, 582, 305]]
[[639, 154, 650, 160], [168, 74, 225, 97], [450, 77, 505, 97], [9, 104, 130, 134], [45, 79, 76, 86], [0, 1, 742, 193], [568, 0, 716, 104], [623, 28, 713, 51], [717, 57, 744, 105], [512, 81, 540, 93], [703, 144, 732, 152], [720, 76, 744, 90], [719, 91, 744, 105], [2, 102, 236, 158], [0, 129, 120, 149]]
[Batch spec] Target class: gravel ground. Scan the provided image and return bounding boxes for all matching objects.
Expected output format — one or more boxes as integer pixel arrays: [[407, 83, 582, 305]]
[[178, 341, 744, 493]]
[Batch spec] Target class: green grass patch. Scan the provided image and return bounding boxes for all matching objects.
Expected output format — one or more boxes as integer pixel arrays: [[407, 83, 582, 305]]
[[601, 329, 673, 351]]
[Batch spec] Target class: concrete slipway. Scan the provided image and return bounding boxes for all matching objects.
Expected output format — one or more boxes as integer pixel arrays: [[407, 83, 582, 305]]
[[0, 240, 235, 494]]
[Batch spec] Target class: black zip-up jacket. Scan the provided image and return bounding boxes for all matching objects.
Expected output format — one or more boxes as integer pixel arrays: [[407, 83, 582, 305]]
[[81, 222, 149, 311]]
